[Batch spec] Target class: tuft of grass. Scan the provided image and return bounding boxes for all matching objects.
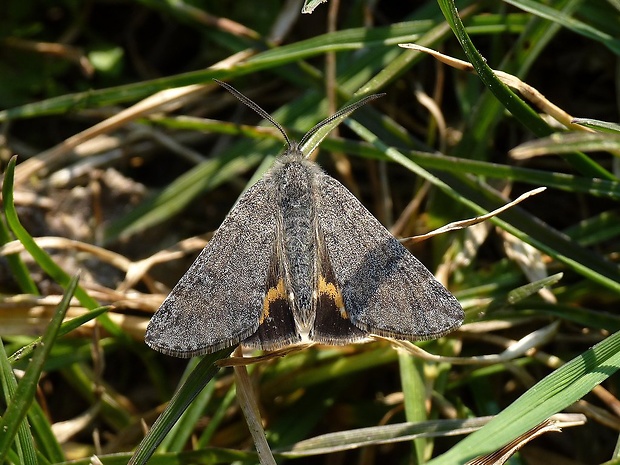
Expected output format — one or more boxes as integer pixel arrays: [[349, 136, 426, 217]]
[[1, 1, 619, 464]]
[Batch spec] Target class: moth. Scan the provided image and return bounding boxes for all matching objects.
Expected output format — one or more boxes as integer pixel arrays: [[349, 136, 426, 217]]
[[145, 80, 463, 357]]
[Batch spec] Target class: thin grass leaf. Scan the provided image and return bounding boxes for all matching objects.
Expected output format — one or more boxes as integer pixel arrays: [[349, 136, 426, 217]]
[[506, 273, 563, 304], [446, 1, 567, 162], [299, 94, 384, 156], [0, 21, 435, 121], [510, 132, 620, 159], [398, 353, 427, 463], [0, 273, 79, 462], [24, 400, 65, 464], [503, 0, 620, 54], [0, 340, 37, 465], [515, 302, 620, 332], [53, 447, 255, 465], [563, 211, 620, 246], [277, 417, 492, 456], [127, 348, 233, 465], [356, 5, 470, 96], [0, 216, 38, 295], [7, 306, 109, 365], [195, 383, 237, 447], [1, 331, 70, 462], [572, 118, 620, 134], [261, 345, 397, 396], [157, 358, 216, 453]]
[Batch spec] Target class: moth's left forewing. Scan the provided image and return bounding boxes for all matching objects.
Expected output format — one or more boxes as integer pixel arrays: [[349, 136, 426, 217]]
[[145, 177, 278, 357], [314, 171, 464, 341]]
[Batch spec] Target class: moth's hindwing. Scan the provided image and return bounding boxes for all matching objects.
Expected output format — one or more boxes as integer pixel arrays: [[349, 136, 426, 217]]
[[315, 172, 464, 340], [242, 239, 301, 350], [145, 178, 276, 357], [311, 226, 368, 345]]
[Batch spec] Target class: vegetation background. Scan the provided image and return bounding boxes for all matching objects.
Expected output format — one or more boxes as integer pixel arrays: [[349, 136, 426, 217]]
[[1, 0, 619, 464]]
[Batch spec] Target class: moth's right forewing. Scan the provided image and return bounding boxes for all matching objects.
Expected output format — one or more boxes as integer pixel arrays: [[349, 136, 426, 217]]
[[315, 173, 464, 341], [145, 178, 276, 357]]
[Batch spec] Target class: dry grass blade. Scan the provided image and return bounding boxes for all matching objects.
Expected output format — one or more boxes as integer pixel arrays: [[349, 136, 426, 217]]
[[12, 51, 254, 185], [218, 343, 312, 367], [466, 414, 587, 465], [378, 321, 560, 366], [233, 347, 277, 465], [402, 187, 546, 244], [399, 43, 594, 132]]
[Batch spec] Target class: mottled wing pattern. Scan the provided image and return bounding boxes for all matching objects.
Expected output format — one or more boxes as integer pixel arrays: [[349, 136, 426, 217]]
[[314, 172, 464, 341], [145, 178, 277, 357]]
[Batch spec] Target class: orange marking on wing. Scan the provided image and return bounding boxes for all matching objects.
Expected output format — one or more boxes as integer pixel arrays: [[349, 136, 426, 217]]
[[318, 276, 347, 318], [261, 278, 287, 323]]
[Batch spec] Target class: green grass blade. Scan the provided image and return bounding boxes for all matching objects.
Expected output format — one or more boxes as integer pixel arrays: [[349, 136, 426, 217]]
[[0, 273, 79, 462], [0, 21, 434, 121], [0, 340, 37, 465], [503, 0, 620, 54], [437, 0, 615, 180], [158, 358, 216, 452], [510, 132, 620, 157], [25, 400, 66, 463], [7, 306, 109, 365], [128, 348, 233, 465], [428, 330, 620, 464], [2, 157, 98, 311], [572, 118, 620, 134], [274, 417, 494, 457], [0, 216, 38, 295], [196, 382, 237, 447], [55, 448, 256, 464], [398, 354, 427, 463], [507, 273, 563, 304], [322, 137, 620, 199]]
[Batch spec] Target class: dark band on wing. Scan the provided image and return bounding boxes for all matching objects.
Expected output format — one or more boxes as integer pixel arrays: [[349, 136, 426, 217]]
[[311, 230, 367, 345], [243, 243, 300, 350]]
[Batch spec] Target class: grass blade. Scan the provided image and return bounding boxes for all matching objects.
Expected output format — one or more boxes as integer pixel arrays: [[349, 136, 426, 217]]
[[0, 340, 37, 465], [7, 306, 110, 365], [128, 348, 233, 465], [437, 0, 615, 180], [428, 330, 620, 464], [0, 273, 79, 462]]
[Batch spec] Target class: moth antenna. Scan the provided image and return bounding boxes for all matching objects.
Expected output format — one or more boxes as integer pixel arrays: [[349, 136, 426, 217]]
[[214, 79, 291, 148], [298, 93, 385, 148]]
